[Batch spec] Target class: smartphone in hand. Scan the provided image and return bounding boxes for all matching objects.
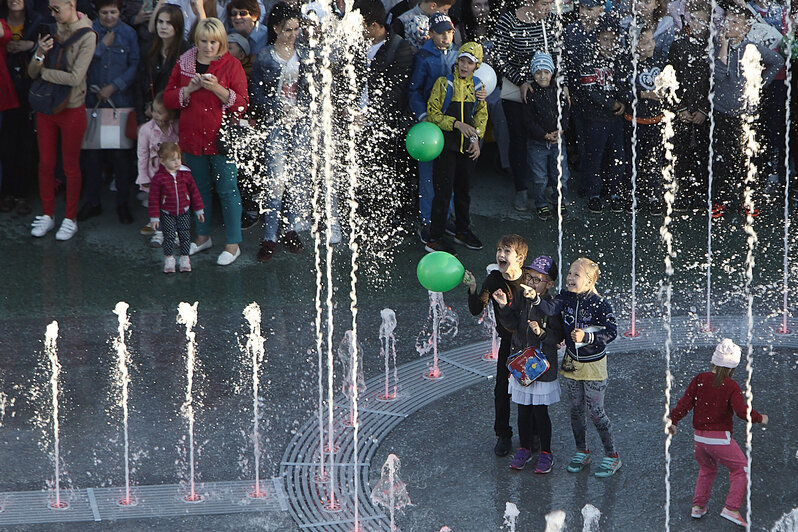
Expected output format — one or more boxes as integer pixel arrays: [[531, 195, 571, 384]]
[[37, 24, 51, 39]]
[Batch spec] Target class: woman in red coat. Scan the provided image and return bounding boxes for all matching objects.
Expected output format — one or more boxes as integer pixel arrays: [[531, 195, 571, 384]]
[[163, 17, 248, 266], [0, 18, 21, 207]]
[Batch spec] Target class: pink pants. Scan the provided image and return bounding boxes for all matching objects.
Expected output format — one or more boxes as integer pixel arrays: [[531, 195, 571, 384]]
[[693, 431, 748, 511]]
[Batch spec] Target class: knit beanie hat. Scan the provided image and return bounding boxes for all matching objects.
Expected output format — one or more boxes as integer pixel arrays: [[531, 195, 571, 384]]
[[712, 338, 741, 368], [530, 51, 555, 74]]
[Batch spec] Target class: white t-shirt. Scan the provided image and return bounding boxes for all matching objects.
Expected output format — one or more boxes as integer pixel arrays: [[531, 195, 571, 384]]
[[273, 49, 300, 107]]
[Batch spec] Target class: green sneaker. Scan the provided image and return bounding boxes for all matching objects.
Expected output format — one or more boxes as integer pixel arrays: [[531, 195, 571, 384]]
[[595, 455, 622, 477], [566, 451, 591, 473]]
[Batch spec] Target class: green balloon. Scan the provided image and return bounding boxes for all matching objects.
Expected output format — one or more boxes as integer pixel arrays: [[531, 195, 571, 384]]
[[417, 252, 465, 292], [406, 122, 444, 162]]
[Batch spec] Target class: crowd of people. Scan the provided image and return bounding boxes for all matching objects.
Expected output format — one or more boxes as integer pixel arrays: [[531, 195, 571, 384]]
[[0, 0, 796, 270]]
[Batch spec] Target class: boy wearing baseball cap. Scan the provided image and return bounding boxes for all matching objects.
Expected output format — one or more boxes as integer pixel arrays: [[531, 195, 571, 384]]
[[392, 0, 456, 49]]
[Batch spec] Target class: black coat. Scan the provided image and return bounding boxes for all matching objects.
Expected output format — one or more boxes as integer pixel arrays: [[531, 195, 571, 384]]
[[522, 80, 570, 142], [668, 32, 711, 115], [366, 30, 415, 132]]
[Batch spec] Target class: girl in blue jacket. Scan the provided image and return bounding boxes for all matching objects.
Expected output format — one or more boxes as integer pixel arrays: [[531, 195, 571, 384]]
[[524, 257, 621, 477]]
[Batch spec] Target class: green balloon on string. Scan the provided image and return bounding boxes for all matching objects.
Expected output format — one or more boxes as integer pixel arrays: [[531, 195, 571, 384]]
[[417, 252, 465, 292], [406, 122, 444, 162]]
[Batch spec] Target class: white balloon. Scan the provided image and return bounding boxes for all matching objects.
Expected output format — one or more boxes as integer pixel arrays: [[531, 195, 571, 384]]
[[474, 63, 497, 97]]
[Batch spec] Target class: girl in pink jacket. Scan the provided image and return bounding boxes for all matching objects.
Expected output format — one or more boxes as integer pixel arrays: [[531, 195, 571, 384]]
[[148, 142, 204, 273]]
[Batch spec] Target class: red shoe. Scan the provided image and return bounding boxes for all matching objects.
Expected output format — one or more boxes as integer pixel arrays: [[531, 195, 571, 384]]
[[711, 203, 725, 218], [744, 206, 760, 217], [720, 507, 747, 527]]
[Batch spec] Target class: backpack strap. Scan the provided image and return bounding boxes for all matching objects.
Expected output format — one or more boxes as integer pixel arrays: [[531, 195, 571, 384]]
[[441, 72, 455, 115], [470, 75, 481, 119]]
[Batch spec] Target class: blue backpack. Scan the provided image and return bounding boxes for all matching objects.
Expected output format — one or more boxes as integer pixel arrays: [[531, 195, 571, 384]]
[[28, 24, 96, 115], [440, 73, 483, 119]]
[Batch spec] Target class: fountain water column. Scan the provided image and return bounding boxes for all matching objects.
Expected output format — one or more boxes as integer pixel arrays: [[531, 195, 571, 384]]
[[425, 292, 444, 379], [554, 11, 565, 289], [242, 303, 267, 498], [177, 302, 202, 503], [655, 65, 679, 530], [741, 44, 763, 532], [44, 321, 68, 509], [779, 13, 794, 335], [378, 309, 398, 401], [112, 302, 135, 506], [625, 17, 641, 338], [703, 0, 719, 332], [370, 454, 411, 531]]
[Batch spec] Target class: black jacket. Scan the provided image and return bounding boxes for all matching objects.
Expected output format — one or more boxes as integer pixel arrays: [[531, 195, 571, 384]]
[[668, 32, 711, 115], [522, 80, 570, 142], [367, 30, 415, 132], [468, 269, 525, 340]]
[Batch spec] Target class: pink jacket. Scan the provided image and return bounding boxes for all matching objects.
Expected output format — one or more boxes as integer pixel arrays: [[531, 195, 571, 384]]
[[136, 119, 179, 188], [148, 164, 204, 221]]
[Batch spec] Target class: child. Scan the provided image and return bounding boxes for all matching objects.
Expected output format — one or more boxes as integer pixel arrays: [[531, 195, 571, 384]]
[[523, 51, 571, 220], [78, 0, 140, 225], [525, 257, 620, 477], [424, 41, 487, 253], [407, 12, 458, 242], [136, 91, 179, 247], [148, 142, 205, 273], [668, 3, 711, 212], [391, 0, 455, 50], [712, 4, 783, 218], [667, 339, 769, 527], [623, 26, 666, 214], [575, 16, 628, 213], [464, 234, 528, 457], [493, 256, 564, 473]]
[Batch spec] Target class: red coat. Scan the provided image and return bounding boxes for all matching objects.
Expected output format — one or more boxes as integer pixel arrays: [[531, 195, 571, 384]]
[[669, 372, 763, 433], [148, 165, 205, 220], [0, 20, 20, 112], [163, 47, 248, 156]]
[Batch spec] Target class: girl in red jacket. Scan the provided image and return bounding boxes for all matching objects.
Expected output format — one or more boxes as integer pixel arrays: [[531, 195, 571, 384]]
[[148, 142, 205, 273], [667, 339, 769, 528], [163, 17, 248, 266]]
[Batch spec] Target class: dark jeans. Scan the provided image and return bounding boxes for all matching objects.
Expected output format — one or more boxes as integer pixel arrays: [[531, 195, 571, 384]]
[[430, 149, 473, 240], [761, 79, 786, 178], [494, 336, 512, 439], [625, 120, 664, 202], [82, 148, 133, 207], [712, 113, 745, 205], [502, 99, 532, 192], [518, 403, 552, 452], [673, 119, 709, 206], [583, 118, 626, 198]]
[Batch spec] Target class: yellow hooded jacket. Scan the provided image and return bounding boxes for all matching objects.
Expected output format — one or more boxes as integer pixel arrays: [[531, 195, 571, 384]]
[[425, 42, 488, 155]]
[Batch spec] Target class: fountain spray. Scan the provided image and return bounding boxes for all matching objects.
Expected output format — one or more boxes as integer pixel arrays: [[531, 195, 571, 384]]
[[370, 454, 411, 531], [704, 0, 719, 332], [554, 9, 565, 289], [779, 13, 794, 335], [177, 302, 202, 503], [112, 302, 135, 506], [626, 11, 641, 339], [243, 303, 267, 498], [44, 321, 68, 509], [741, 44, 763, 532], [655, 65, 679, 530], [378, 309, 399, 401]]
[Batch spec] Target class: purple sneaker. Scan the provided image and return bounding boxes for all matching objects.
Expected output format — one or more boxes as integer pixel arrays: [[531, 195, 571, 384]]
[[509, 448, 534, 470], [535, 451, 554, 474]]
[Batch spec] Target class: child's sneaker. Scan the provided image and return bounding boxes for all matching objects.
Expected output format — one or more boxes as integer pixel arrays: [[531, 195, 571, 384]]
[[691, 505, 707, 519], [534, 451, 554, 474], [509, 448, 534, 470], [566, 450, 591, 473], [720, 507, 747, 527], [454, 230, 483, 250], [536, 205, 551, 220], [587, 197, 602, 213], [179, 256, 191, 273], [743, 206, 760, 218], [594, 455, 622, 477], [609, 197, 623, 212], [425, 237, 456, 254], [54, 218, 78, 241], [31, 215, 55, 237], [712, 203, 726, 219], [149, 231, 164, 248], [163, 256, 176, 274], [140, 224, 155, 236]]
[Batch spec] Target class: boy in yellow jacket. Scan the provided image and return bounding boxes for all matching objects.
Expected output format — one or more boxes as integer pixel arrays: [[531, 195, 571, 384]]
[[424, 41, 488, 254]]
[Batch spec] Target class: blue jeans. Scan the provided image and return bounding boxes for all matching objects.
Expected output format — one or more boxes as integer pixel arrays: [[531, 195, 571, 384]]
[[526, 139, 570, 208], [182, 153, 242, 244], [583, 118, 626, 198], [418, 160, 453, 226], [261, 123, 304, 242]]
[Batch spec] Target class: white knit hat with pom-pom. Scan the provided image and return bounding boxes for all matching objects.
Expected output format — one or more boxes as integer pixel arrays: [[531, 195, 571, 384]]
[[712, 338, 741, 368]]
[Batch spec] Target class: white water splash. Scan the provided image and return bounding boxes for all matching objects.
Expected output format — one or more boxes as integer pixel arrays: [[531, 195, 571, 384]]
[[545, 509, 566, 532], [741, 43, 762, 532], [771, 508, 798, 531], [705, 0, 718, 331], [44, 321, 66, 508], [370, 454, 412, 531], [112, 302, 135, 505], [628, 19, 641, 334], [338, 330, 365, 426], [581, 503, 601, 532], [176, 302, 202, 502], [503, 502, 520, 531], [416, 292, 459, 378], [378, 309, 399, 400], [243, 303, 267, 497], [781, 14, 794, 334]]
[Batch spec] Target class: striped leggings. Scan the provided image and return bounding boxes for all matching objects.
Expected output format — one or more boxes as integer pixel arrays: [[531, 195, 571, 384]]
[[161, 211, 191, 257]]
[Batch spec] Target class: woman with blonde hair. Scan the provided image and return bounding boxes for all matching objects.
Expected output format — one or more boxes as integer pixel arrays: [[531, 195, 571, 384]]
[[164, 17, 248, 265]]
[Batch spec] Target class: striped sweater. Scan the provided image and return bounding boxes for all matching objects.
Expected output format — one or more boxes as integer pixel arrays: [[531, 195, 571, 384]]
[[492, 11, 561, 87]]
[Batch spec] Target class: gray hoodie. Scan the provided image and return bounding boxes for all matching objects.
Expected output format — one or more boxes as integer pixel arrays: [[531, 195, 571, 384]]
[[713, 40, 783, 117]]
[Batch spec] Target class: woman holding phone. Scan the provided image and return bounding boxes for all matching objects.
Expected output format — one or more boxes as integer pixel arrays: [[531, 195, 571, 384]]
[[27, 0, 96, 240]]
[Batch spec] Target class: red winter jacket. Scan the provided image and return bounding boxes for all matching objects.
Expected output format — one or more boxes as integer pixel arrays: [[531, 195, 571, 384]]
[[148, 165, 205, 220], [0, 20, 20, 112], [669, 372, 763, 433], [163, 47, 248, 156]]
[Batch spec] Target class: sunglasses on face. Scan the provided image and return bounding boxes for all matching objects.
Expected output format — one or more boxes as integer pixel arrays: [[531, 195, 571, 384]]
[[231, 9, 250, 17]]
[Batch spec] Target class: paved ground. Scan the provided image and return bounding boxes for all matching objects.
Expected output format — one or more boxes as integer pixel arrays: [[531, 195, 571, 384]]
[[1, 149, 797, 530]]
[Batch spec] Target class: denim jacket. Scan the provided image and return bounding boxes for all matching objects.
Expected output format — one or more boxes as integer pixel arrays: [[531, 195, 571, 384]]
[[532, 289, 617, 362], [249, 45, 310, 125], [86, 19, 140, 108]]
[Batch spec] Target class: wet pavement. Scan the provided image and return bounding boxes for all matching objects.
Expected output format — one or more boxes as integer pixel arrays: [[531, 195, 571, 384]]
[[0, 154, 797, 530]]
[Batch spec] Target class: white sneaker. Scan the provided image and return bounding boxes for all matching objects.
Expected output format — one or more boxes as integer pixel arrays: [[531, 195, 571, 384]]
[[31, 215, 56, 237], [149, 231, 164, 248], [55, 218, 78, 241], [216, 246, 241, 266]]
